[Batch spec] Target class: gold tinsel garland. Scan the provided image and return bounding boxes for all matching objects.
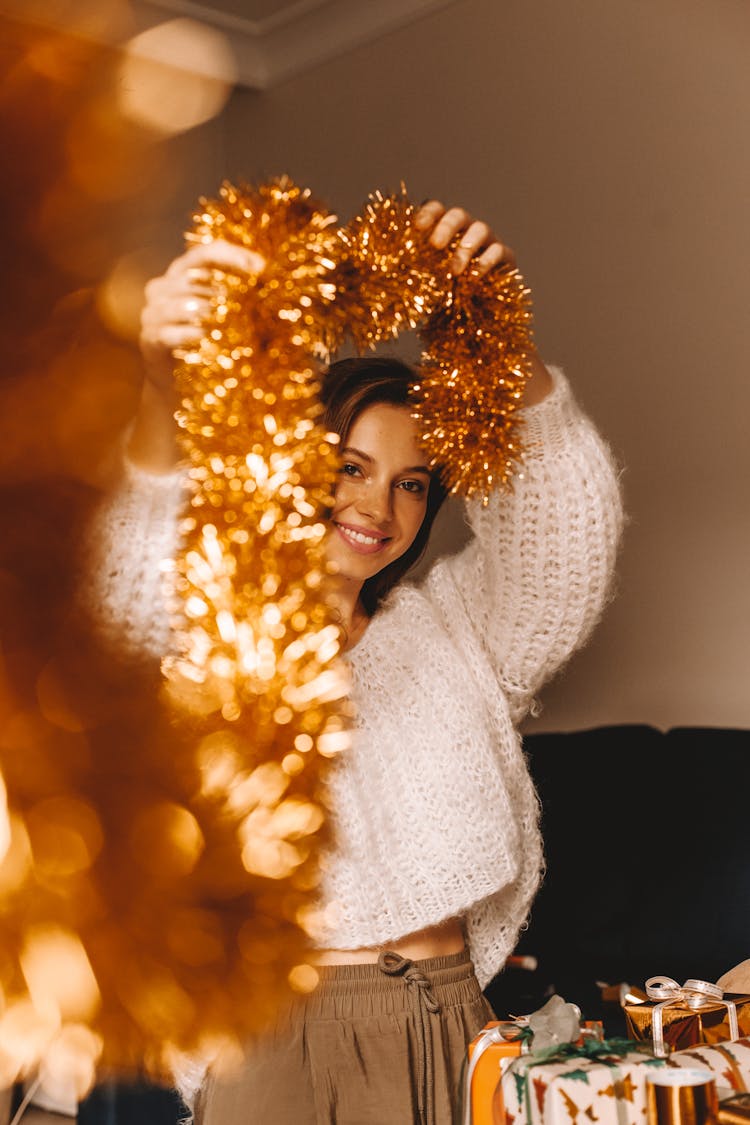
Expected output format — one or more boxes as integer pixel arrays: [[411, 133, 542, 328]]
[[332, 189, 534, 495], [0, 176, 535, 1094], [160, 179, 354, 1065]]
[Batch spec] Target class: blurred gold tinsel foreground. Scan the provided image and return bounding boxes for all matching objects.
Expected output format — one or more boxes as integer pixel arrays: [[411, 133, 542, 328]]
[[0, 28, 534, 1096]]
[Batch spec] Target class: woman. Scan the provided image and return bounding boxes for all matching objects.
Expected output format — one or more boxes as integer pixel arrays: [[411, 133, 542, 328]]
[[87, 201, 623, 1123]]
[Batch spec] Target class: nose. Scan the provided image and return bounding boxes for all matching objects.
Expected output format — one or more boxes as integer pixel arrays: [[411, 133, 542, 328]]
[[356, 479, 392, 525]]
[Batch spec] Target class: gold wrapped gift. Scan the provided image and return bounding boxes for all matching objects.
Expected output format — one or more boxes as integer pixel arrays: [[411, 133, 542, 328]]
[[718, 1093, 750, 1125], [624, 976, 750, 1056]]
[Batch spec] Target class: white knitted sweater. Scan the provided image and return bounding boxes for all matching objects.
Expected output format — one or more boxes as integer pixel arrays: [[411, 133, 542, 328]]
[[82, 367, 623, 988]]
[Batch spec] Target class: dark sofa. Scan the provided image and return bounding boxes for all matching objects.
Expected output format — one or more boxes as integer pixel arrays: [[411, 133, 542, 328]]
[[485, 724, 750, 1031]]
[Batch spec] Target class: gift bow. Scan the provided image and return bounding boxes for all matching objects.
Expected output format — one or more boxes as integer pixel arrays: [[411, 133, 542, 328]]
[[645, 975, 739, 1058]]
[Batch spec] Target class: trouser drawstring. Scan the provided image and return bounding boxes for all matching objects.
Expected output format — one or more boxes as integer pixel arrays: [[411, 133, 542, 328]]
[[377, 951, 441, 1125]]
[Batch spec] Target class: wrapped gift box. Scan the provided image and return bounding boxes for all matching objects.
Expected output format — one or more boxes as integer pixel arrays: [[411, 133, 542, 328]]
[[466, 1022, 524, 1125], [624, 995, 750, 1054], [499, 1043, 668, 1125], [668, 1037, 750, 1099], [717, 1092, 750, 1125]]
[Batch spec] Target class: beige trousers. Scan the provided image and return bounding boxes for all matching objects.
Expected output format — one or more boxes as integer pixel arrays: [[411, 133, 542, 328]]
[[196, 948, 493, 1125]]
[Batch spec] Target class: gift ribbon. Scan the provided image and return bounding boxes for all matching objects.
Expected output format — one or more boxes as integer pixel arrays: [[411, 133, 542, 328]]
[[512, 1036, 654, 1067], [463, 1023, 528, 1125], [645, 976, 739, 1058]]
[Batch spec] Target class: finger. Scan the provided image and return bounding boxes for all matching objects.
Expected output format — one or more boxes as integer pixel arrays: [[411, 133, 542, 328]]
[[143, 275, 215, 309], [172, 279, 216, 299], [473, 241, 517, 276], [163, 294, 213, 324], [429, 206, 471, 249], [414, 199, 446, 230], [142, 323, 206, 353], [141, 299, 213, 342], [167, 240, 266, 278], [450, 220, 492, 274]]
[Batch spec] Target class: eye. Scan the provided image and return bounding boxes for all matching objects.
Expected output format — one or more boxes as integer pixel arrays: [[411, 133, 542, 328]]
[[339, 461, 363, 478], [398, 479, 427, 496]]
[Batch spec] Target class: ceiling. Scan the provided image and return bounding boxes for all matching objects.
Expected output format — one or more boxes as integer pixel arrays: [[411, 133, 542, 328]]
[[138, 0, 461, 88]]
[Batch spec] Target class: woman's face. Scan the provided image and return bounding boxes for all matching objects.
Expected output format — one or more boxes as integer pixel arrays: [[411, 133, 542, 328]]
[[327, 402, 431, 590]]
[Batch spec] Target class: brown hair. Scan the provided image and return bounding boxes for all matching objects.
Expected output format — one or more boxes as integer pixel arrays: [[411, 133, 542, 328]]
[[319, 356, 448, 616]]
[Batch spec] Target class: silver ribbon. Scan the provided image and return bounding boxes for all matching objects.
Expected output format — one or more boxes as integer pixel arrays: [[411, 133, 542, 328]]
[[645, 975, 739, 1058], [463, 1022, 525, 1125]]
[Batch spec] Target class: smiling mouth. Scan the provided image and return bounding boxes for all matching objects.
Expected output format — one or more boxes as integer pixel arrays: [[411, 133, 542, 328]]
[[334, 523, 390, 555]]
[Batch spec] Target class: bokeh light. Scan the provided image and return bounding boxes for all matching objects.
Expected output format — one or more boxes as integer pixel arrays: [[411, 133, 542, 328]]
[[118, 18, 236, 136], [97, 250, 164, 341], [20, 926, 101, 1024]]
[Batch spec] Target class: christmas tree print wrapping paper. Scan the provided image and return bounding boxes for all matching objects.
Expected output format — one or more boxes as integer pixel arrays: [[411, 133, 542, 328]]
[[498, 1043, 669, 1125], [667, 1037, 750, 1100]]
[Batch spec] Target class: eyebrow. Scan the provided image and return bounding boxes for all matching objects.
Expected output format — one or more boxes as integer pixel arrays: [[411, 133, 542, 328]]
[[341, 446, 431, 475]]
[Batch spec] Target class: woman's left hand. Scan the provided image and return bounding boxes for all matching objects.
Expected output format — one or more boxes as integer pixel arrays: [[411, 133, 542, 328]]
[[414, 201, 517, 277], [416, 200, 553, 405]]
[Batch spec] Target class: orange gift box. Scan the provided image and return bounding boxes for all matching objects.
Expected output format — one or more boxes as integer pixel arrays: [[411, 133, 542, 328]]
[[466, 1022, 525, 1125]]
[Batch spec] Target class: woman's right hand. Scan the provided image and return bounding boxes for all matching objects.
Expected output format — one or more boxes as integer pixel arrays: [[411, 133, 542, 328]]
[[139, 240, 266, 393], [127, 240, 265, 473]]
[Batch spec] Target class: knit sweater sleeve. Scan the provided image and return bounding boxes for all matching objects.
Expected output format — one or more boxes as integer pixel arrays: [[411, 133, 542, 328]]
[[77, 459, 184, 662], [427, 366, 624, 723]]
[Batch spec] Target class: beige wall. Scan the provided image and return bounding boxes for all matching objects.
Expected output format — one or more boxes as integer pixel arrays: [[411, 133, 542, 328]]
[[211, 0, 749, 732]]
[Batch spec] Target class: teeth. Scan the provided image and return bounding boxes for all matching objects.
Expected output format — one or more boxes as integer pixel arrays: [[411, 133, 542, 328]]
[[341, 527, 381, 546]]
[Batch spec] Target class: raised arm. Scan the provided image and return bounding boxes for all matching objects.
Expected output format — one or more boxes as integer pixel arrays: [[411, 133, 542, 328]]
[[129, 240, 265, 474], [414, 199, 554, 409], [79, 240, 265, 660], [415, 202, 624, 719], [431, 367, 624, 723]]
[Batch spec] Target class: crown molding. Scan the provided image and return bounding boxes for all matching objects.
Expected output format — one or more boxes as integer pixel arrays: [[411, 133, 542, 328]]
[[137, 0, 460, 89]]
